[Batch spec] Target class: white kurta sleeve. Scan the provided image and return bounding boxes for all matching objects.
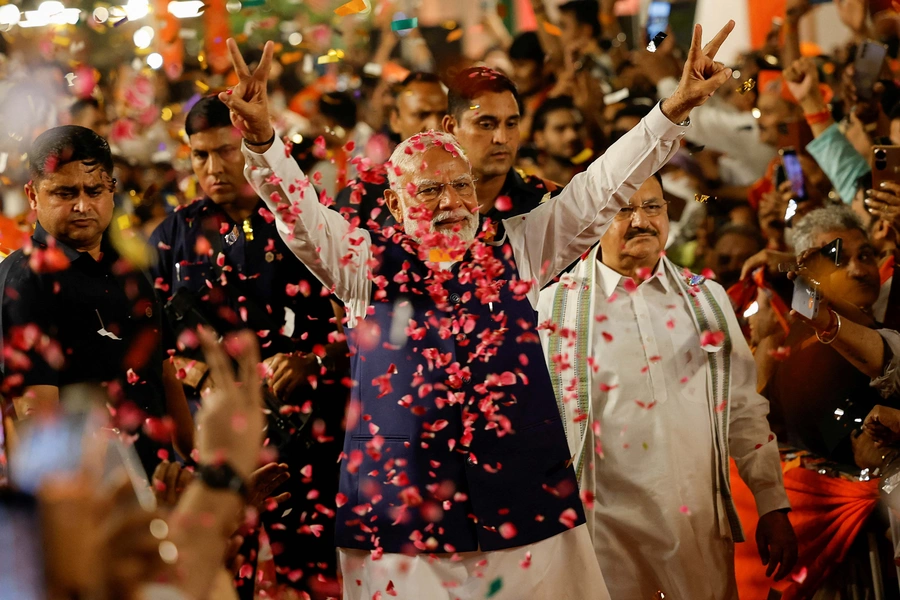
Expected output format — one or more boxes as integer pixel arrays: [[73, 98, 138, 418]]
[[504, 102, 687, 308], [712, 283, 791, 516], [242, 137, 373, 324]]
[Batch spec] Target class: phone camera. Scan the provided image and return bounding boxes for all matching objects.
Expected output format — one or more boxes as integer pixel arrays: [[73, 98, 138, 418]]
[[875, 149, 888, 171]]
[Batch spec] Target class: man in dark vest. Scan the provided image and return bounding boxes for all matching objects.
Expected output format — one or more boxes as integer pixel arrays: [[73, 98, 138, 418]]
[[219, 21, 735, 598]]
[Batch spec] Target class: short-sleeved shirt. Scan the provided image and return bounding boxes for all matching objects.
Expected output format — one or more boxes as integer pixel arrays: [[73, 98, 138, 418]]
[[149, 197, 336, 359], [0, 223, 167, 416]]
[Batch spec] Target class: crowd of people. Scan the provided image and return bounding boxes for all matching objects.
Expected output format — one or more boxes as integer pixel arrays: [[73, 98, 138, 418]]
[[4, 0, 900, 597]]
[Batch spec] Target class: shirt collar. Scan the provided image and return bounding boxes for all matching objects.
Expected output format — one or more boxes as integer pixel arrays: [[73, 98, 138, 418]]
[[32, 222, 82, 262], [595, 256, 670, 299]]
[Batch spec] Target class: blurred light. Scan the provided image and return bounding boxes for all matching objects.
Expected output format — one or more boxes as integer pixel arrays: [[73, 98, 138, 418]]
[[751, 108, 761, 119], [123, 0, 150, 21], [742, 301, 759, 319], [92, 6, 108, 22], [0, 5, 21, 28], [291, 133, 303, 144], [133, 25, 154, 48], [19, 1, 81, 26], [288, 32, 302, 46], [225, 0, 241, 12], [167, 0, 204, 18], [147, 52, 163, 69], [158, 540, 178, 564]]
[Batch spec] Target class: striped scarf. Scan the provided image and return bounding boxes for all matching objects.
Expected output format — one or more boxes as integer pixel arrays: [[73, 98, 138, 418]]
[[542, 249, 744, 542]]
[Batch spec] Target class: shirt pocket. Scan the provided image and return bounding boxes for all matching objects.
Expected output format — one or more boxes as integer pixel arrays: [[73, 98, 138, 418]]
[[675, 344, 709, 405]]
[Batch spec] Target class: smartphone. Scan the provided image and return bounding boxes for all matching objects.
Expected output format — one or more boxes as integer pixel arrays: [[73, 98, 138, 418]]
[[10, 405, 156, 511], [780, 148, 807, 200], [0, 490, 46, 600], [871, 145, 900, 190], [777, 121, 814, 152], [792, 276, 822, 320], [774, 164, 787, 189], [854, 41, 888, 101], [819, 237, 843, 267], [646, 1, 670, 42]]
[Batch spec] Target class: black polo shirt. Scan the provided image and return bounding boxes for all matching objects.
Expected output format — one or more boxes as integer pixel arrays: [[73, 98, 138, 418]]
[[0, 223, 167, 417], [331, 168, 560, 239], [332, 178, 395, 231], [149, 198, 336, 360]]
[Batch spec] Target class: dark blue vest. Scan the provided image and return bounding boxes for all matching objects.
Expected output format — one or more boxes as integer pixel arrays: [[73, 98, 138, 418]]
[[335, 232, 585, 553]]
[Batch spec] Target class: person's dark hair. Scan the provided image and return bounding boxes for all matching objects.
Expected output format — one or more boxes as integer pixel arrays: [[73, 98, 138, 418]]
[[70, 98, 102, 120], [393, 72, 443, 106], [614, 101, 654, 122], [185, 96, 233, 137], [447, 67, 523, 120], [509, 31, 545, 65], [558, 0, 601, 39], [532, 95, 579, 133], [399, 71, 442, 89], [319, 91, 358, 131], [29, 125, 113, 180], [713, 222, 766, 250]]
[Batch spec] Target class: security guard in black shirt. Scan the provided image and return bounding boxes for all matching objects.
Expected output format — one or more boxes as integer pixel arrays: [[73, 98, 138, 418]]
[[0, 125, 194, 469], [149, 96, 347, 596], [443, 66, 561, 242]]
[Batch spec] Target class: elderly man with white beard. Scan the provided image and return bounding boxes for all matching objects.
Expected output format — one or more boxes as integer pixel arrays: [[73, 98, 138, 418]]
[[218, 22, 736, 600]]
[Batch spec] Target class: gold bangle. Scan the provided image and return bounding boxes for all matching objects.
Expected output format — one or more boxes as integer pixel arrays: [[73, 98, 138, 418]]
[[816, 312, 841, 345]]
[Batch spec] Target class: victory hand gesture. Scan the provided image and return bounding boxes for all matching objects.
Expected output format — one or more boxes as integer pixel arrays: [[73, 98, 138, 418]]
[[662, 21, 735, 124], [218, 38, 275, 147]]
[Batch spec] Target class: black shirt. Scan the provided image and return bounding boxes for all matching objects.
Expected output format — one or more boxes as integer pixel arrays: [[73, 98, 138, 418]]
[[332, 178, 395, 231], [149, 198, 336, 359], [0, 223, 167, 417]]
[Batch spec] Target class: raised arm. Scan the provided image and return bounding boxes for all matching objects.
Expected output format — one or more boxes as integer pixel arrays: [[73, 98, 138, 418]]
[[217, 39, 373, 324], [508, 21, 737, 294]]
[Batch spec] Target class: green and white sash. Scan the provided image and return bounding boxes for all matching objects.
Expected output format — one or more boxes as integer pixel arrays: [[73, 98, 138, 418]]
[[543, 250, 745, 542]]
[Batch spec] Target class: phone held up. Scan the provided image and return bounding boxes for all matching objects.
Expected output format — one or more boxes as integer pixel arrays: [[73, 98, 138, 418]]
[[778, 147, 807, 228], [791, 238, 843, 320], [871, 145, 900, 191], [853, 40, 888, 102], [646, 1, 670, 43]]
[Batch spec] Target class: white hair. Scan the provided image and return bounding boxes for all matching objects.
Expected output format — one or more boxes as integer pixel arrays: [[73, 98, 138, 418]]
[[792, 205, 868, 255], [386, 130, 469, 191]]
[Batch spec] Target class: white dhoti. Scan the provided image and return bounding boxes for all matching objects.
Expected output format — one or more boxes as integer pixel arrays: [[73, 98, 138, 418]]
[[339, 525, 609, 600]]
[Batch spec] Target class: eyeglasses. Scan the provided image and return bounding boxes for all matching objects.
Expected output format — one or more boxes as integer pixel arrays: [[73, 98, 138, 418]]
[[414, 179, 477, 203], [614, 200, 668, 221]]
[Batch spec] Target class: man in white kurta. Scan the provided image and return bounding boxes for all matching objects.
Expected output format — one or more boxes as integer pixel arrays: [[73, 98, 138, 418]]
[[538, 175, 798, 600]]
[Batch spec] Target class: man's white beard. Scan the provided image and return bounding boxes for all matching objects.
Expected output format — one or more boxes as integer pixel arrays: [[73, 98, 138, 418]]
[[402, 209, 479, 247]]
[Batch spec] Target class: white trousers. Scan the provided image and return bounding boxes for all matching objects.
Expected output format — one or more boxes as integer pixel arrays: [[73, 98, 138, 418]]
[[339, 524, 610, 600]]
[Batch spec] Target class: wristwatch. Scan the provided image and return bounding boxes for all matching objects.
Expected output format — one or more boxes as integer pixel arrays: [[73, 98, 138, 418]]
[[197, 463, 249, 500]]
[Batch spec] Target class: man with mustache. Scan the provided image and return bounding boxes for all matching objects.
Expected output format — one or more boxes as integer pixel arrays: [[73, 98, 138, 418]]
[[220, 20, 734, 598], [539, 171, 797, 599], [0, 125, 194, 472]]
